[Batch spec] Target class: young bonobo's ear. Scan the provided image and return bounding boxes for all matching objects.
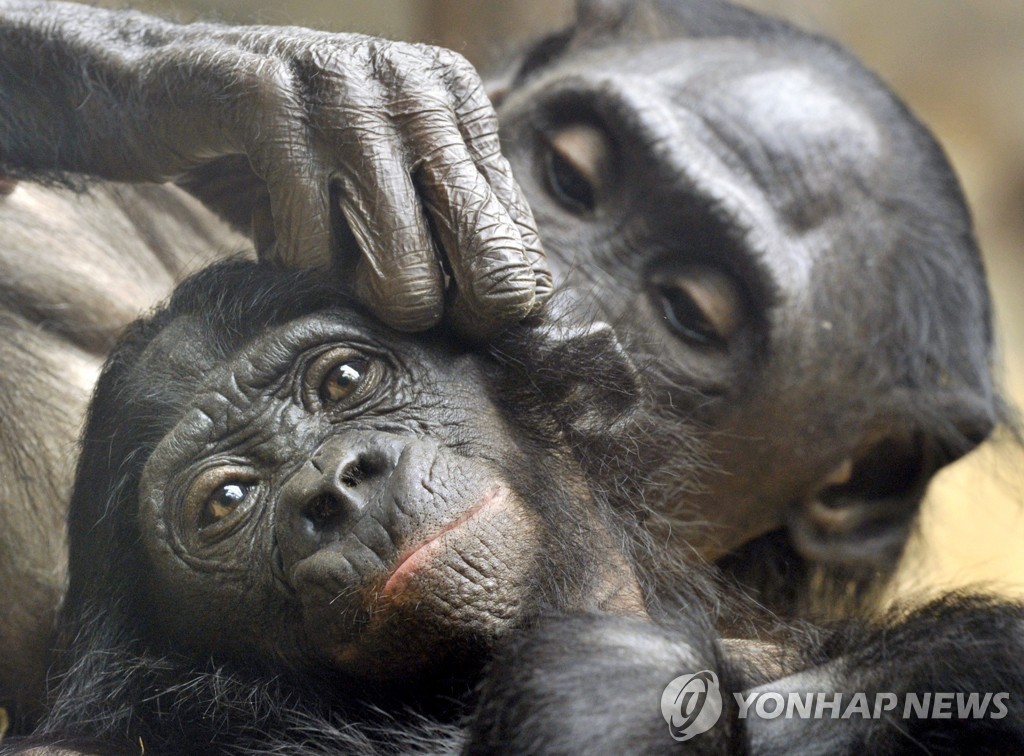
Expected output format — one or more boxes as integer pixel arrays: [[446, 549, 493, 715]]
[[527, 318, 640, 437]]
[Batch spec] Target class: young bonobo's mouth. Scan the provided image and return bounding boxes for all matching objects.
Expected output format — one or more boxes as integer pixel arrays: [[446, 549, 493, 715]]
[[381, 484, 510, 600], [318, 482, 544, 678]]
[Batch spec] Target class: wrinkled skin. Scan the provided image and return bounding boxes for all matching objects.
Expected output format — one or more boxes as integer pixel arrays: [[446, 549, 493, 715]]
[[0, 0, 552, 721], [0, 0, 549, 335], [0, 0, 1000, 727], [127, 292, 639, 679]]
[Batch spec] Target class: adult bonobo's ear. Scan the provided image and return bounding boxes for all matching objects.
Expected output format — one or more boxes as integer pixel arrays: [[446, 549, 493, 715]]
[[485, 0, 634, 107]]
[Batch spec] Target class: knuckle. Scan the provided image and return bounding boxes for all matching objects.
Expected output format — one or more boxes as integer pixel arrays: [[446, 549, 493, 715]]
[[421, 44, 480, 84], [440, 48, 476, 79]]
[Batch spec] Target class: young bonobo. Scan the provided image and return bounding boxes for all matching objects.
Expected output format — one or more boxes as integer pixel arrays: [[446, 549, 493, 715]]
[[21, 261, 650, 753], [13, 261, 1024, 754]]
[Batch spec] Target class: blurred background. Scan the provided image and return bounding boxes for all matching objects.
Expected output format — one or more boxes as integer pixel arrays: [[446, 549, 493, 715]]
[[95, 0, 1024, 597]]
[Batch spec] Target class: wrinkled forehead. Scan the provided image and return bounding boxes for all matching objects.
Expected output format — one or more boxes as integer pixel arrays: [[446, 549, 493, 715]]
[[133, 309, 391, 392]]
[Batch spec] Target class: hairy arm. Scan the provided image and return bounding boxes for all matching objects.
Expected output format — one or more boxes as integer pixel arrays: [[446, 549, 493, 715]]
[[0, 0, 549, 335]]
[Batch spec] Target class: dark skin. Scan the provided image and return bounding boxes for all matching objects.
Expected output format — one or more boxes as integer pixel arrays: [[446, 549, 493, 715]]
[[0, 0, 552, 721], [0, 0, 550, 335], [0, 0, 1001, 727], [128, 289, 641, 678], [17, 263, 1024, 755]]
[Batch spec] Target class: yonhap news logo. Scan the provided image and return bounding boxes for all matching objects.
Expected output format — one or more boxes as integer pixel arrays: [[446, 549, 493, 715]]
[[660, 670, 724, 741], [660, 674, 1009, 741], [732, 690, 1010, 722]]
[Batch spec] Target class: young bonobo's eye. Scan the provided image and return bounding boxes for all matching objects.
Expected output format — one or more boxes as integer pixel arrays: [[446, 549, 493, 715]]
[[542, 123, 609, 214], [652, 266, 743, 348], [304, 348, 381, 409], [184, 466, 259, 536], [201, 483, 251, 528], [321, 359, 367, 403]]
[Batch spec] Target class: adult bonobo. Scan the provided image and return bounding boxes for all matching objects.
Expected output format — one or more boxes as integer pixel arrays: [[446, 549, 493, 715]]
[[12, 261, 1024, 754], [490, 0, 998, 608], [0, 0, 1001, 726]]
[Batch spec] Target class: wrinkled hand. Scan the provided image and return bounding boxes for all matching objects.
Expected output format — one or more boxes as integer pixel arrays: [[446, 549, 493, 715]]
[[0, 2, 550, 336], [166, 32, 551, 335]]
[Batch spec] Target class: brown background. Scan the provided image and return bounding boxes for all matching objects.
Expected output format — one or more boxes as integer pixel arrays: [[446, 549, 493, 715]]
[[93, 0, 1024, 597]]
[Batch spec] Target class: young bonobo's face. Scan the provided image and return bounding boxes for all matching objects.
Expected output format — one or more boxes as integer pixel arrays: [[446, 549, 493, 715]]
[[133, 304, 640, 680]]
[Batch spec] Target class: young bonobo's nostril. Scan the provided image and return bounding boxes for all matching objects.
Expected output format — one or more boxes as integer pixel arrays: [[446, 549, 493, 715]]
[[278, 436, 408, 561], [301, 448, 399, 536], [302, 493, 348, 534], [339, 460, 365, 488], [334, 448, 391, 490]]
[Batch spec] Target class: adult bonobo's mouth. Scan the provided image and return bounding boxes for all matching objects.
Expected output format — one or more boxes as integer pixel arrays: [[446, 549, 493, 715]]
[[787, 428, 944, 569]]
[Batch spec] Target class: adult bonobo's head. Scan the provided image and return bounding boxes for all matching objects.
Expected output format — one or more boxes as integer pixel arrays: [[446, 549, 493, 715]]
[[492, 0, 997, 602], [59, 261, 647, 695]]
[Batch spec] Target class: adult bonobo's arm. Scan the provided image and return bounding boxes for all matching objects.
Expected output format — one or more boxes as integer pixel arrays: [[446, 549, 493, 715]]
[[467, 598, 1024, 754], [0, 0, 549, 335]]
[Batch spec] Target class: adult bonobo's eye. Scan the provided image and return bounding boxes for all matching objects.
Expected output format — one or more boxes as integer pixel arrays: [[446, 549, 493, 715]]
[[542, 124, 610, 214], [304, 348, 381, 409], [184, 466, 259, 536], [652, 267, 743, 348]]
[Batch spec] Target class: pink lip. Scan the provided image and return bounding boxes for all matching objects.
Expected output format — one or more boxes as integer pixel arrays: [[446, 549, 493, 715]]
[[381, 485, 506, 599]]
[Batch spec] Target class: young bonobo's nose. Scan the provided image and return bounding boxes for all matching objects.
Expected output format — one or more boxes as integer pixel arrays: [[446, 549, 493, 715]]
[[277, 433, 406, 562]]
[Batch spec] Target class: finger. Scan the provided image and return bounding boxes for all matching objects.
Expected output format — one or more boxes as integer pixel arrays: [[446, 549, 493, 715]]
[[415, 144, 537, 335], [472, 152, 552, 312], [245, 63, 332, 269], [261, 139, 332, 269], [329, 111, 446, 331], [392, 99, 536, 335], [435, 48, 553, 310]]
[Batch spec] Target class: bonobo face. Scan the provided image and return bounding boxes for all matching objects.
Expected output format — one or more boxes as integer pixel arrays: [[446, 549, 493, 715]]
[[497, 27, 995, 569], [128, 295, 639, 681]]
